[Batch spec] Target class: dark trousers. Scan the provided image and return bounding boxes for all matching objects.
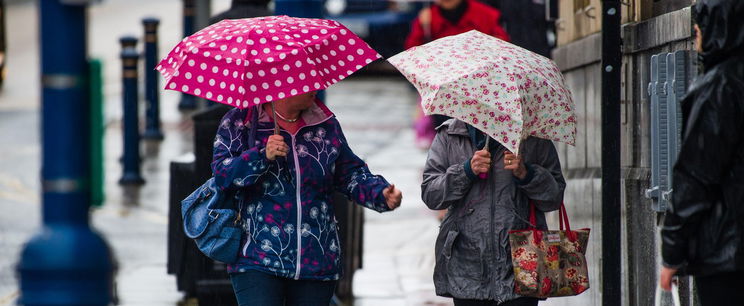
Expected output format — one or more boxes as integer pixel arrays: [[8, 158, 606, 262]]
[[230, 270, 337, 306], [695, 271, 744, 306], [454, 297, 539, 306]]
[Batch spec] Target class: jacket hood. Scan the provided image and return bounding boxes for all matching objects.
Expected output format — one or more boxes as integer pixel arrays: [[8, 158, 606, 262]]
[[693, 0, 744, 68]]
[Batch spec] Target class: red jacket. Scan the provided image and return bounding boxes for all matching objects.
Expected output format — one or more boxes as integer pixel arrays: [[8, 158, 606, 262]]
[[405, 0, 509, 49]]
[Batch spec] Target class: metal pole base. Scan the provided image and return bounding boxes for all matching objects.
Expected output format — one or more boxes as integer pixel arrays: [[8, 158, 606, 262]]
[[179, 95, 198, 110], [118, 173, 146, 185], [142, 129, 165, 140], [18, 225, 114, 306]]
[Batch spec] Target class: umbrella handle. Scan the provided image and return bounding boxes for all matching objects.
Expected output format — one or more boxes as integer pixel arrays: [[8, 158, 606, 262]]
[[479, 137, 489, 179], [271, 102, 280, 135]]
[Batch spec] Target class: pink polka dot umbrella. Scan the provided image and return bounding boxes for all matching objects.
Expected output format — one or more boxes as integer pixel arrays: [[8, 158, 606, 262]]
[[156, 16, 381, 109]]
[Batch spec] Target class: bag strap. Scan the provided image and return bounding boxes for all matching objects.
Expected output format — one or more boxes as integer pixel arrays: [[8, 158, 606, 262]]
[[528, 201, 578, 242]]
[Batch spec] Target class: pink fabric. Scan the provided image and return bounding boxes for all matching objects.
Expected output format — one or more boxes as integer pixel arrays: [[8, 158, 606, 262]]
[[156, 16, 381, 108]]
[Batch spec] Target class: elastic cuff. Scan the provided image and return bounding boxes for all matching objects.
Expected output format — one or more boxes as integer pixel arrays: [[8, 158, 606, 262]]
[[514, 163, 535, 185], [463, 160, 477, 180]]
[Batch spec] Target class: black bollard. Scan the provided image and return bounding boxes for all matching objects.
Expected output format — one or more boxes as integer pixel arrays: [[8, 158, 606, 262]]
[[119, 48, 145, 185], [119, 35, 138, 51], [142, 17, 164, 140], [178, 0, 198, 110]]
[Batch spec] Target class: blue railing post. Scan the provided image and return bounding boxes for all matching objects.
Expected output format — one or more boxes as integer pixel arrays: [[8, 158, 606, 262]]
[[119, 46, 146, 185], [142, 17, 164, 140], [178, 0, 198, 110], [17, 1, 114, 304]]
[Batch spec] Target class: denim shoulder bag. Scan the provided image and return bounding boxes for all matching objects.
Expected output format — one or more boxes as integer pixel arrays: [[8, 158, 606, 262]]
[[181, 107, 259, 264]]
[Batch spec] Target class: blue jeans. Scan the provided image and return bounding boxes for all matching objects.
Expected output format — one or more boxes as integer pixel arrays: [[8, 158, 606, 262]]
[[230, 270, 337, 306]]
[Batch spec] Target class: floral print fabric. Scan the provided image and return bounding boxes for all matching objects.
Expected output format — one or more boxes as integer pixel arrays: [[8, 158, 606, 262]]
[[389, 30, 576, 154], [508, 228, 590, 298], [211, 103, 391, 280]]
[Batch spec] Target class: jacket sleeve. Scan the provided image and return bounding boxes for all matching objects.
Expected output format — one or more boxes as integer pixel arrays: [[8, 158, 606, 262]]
[[490, 10, 510, 41], [333, 124, 392, 213], [661, 82, 743, 268], [516, 138, 566, 212], [421, 129, 474, 210], [404, 18, 425, 50], [211, 108, 272, 191]]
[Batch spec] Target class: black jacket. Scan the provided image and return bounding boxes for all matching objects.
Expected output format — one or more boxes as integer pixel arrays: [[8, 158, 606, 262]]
[[661, 0, 744, 276]]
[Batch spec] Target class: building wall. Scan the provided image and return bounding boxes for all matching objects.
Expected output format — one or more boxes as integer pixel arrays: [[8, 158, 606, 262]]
[[549, 7, 697, 306]]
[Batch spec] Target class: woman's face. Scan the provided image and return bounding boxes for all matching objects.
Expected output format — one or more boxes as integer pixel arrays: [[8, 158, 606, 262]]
[[284, 91, 317, 111], [436, 0, 463, 10], [694, 24, 703, 53]]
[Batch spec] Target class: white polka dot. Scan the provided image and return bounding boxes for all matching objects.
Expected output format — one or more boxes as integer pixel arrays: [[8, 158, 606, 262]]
[[348, 39, 356, 45], [331, 34, 338, 41], [197, 75, 204, 83], [266, 95, 273, 101], [291, 89, 298, 95], [340, 29, 348, 35], [217, 95, 224, 101], [231, 48, 238, 53], [182, 84, 189, 91], [246, 39, 254, 45], [188, 59, 196, 66], [259, 38, 267, 44], [324, 68, 330, 74], [236, 37, 243, 43], [320, 29, 328, 34], [267, 57, 274, 63], [223, 69, 230, 76], [243, 101, 249, 108], [278, 92, 286, 99], [216, 55, 223, 60], [291, 49, 299, 55], [209, 79, 216, 86], [301, 29, 309, 34], [256, 30, 264, 34], [357, 49, 365, 55], [270, 68, 278, 74], [239, 86, 245, 94], [339, 45, 346, 51], [330, 50, 337, 56], [263, 48, 270, 54], [258, 70, 266, 77], [287, 77, 294, 84], [275, 45, 283, 50], [338, 60, 346, 66], [233, 71, 238, 78], [283, 64, 291, 71], [279, 53, 287, 60], [254, 97, 261, 104], [200, 63, 207, 70], [314, 83, 321, 89], [347, 55, 355, 61], [356, 65, 363, 69], [236, 59, 242, 65], [310, 70, 317, 77], [206, 92, 213, 99], [194, 88, 201, 95], [250, 85, 257, 92], [299, 73, 306, 80], [262, 83, 269, 89], [185, 72, 192, 79], [303, 85, 310, 91], [212, 67, 219, 73], [226, 58, 233, 64], [227, 97, 233, 104], [191, 47, 199, 54], [366, 59, 372, 64], [251, 50, 259, 56], [331, 65, 337, 71], [241, 49, 247, 55], [220, 82, 227, 89], [203, 51, 211, 57], [255, 59, 262, 64], [169, 82, 177, 89], [220, 45, 228, 51], [312, 35, 319, 40], [274, 80, 282, 87], [246, 72, 253, 79], [322, 55, 329, 61]]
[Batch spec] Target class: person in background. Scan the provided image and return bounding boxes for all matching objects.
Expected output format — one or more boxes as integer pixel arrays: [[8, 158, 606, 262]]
[[405, 0, 510, 146], [209, 0, 272, 24], [659, 0, 744, 305]]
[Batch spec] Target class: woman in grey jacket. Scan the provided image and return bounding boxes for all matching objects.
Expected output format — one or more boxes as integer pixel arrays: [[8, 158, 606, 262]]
[[421, 119, 566, 306]]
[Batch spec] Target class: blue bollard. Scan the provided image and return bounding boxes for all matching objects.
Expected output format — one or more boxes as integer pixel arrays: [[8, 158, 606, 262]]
[[119, 48, 146, 185], [178, 0, 198, 110], [142, 17, 164, 140], [17, 1, 114, 305], [119, 35, 138, 50]]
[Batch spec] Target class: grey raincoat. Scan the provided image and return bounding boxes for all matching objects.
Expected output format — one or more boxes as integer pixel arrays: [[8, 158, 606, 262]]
[[421, 119, 566, 302]]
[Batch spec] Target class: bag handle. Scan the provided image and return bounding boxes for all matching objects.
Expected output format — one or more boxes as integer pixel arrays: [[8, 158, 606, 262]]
[[528, 201, 578, 242]]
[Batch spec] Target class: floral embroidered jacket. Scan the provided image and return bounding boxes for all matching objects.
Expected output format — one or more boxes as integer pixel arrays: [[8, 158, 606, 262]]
[[211, 100, 392, 281]]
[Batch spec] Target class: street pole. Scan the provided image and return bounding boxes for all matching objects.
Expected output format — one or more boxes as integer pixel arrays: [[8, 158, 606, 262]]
[[142, 17, 164, 140], [119, 46, 146, 185], [601, 1, 622, 306], [17, 0, 114, 305], [178, 0, 198, 110], [274, 0, 325, 102]]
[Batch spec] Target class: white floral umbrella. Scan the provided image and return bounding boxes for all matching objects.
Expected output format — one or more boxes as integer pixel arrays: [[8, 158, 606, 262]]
[[388, 30, 576, 154]]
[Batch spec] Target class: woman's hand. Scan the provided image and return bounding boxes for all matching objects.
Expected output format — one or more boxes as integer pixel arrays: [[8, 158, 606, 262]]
[[504, 151, 527, 180], [266, 135, 289, 161], [383, 184, 402, 210], [659, 266, 678, 291], [470, 149, 492, 175]]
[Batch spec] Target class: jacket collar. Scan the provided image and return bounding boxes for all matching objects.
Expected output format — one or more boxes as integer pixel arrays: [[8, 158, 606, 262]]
[[440, 119, 469, 136]]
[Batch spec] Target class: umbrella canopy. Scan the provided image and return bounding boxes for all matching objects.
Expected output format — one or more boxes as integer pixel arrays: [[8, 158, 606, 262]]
[[156, 16, 381, 108], [389, 30, 576, 154]]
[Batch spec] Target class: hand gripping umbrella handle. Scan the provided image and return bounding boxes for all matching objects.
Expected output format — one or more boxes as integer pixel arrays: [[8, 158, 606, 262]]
[[479, 137, 489, 179]]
